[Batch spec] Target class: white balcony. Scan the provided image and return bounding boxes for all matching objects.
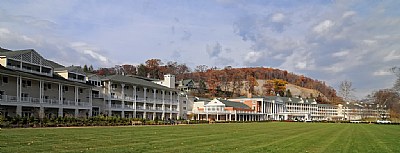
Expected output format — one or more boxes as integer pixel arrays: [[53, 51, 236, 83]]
[[7, 65, 52, 77], [125, 105, 135, 109], [111, 104, 122, 109], [0, 94, 91, 108], [92, 93, 105, 99], [136, 97, 146, 102]]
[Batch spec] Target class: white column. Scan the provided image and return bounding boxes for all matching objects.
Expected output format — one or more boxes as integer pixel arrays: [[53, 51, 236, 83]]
[[153, 89, 156, 120], [177, 94, 180, 120], [121, 84, 125, 118], [235, 111, 237, 121], [75, 86, 79, 117], [108, 81, 112, 116], [16, 76, 21, 102], [169, 91, 173, 119], [143, 87, 147, 119], [16, 105, 22, 117], [39, 80, 43, 103], [162, 90, 165, 120], [74, 109, 79, 118], [39, 106, 45, 119], [89, 89, 92, 117], [58, 83, 63, 117], [133, 86, 137, 118]]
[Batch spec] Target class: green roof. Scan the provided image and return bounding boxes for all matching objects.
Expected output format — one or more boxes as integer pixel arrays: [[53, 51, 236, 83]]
[[0, 49, 32, 57], [103, 75, 179, 91], [55, 66, 85, 74], [219, 99, 251, 109], [46, 60, 65, 68]]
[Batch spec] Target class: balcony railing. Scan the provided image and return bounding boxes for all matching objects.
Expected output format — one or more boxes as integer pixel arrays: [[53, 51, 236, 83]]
[[7, 65, 53, 77], [92, 93, 105, 99], [0, 95, 91, 108]]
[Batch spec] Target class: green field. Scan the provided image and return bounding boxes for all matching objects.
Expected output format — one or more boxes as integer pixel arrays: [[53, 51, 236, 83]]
[[1, 122, 399, 153]]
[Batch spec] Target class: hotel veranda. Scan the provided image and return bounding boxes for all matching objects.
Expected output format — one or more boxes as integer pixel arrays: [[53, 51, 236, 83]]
[[0, 47, 388, 121]]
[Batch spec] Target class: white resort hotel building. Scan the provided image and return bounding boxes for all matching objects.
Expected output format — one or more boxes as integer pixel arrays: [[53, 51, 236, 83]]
[[0, 48, 188, 120], [190, 96, 388, 121], [0, 47, 387, 121]]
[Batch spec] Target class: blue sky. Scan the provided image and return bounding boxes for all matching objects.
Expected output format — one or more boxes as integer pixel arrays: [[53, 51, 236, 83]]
[[1, 0, 400, 98]]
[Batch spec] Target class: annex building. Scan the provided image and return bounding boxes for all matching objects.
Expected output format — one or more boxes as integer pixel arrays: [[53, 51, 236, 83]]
[[189, 96, 389, 121], [0, 48, 188, 120]]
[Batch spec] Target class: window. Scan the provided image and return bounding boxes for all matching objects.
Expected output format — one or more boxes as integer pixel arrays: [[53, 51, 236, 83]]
[[183, 107, 186, 110], [183, 101, 187, 104], [2, 77, 8, 83], [111, 84, 117, 89], [63, 86, 69, 92], [79, 88, 83, 94], [124, 86, 129, 90], [22, 80, 31, 87], [21, 93, 29, 97], [44, 83, 51, 90]]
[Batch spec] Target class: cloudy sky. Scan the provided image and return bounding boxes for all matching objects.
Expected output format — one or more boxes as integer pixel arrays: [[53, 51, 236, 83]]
[[1, 0, 399, 98]]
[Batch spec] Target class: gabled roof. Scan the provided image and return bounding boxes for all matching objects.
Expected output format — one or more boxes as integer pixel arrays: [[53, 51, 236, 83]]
[[0, 47, 12, 53], [125, 75, 160, 81], [219, 99, 251, 109], [46, 60, 65, 68], [181, 79, 194, 86], [103, 75, 179, 91], [0, 49, 53, 68], [55, 66, 85, 74]]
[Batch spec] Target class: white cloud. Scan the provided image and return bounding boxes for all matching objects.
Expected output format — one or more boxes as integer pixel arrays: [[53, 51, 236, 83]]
[[342, 11, 356, 18], [373, 69, 391, 76], [384, 50, 400, 62], [271, 13, 285, 22], [313, 20, 334, 34], [332, 51, 349, 57], [70, 42, 109, 64], [244, 51, 263, 63], [0, 28, 10, 34]]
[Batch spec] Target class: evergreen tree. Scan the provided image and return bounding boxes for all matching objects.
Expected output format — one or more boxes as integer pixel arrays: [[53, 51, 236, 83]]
[[83, 65, 88, 72]]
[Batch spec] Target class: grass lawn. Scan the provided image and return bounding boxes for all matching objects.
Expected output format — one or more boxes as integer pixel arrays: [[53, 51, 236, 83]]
[[1, 122, 400, 153]]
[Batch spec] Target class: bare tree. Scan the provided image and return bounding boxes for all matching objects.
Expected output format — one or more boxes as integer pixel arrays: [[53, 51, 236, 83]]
[[338, 80, 355, 103], [338, 80, 355, 120], [390, 67, 400, 92]]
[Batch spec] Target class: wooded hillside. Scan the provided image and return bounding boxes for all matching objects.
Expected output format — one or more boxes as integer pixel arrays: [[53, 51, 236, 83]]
[[89, 59, 341, 104]]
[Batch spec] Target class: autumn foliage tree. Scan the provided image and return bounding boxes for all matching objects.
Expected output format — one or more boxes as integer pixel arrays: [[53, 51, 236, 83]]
[[266, 79, 288, 96]]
